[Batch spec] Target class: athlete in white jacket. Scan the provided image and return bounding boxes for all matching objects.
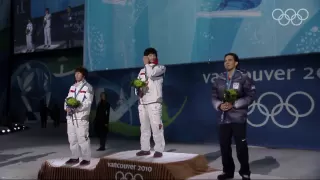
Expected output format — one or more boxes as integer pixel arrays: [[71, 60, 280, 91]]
[[25, 19, 33, 52], [43, 8, 51, 48], [136, 48, 166, 158], [64, 67, 94, 166]]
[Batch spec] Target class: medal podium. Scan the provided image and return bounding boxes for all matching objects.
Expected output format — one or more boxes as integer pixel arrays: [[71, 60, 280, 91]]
[[38, 150, 215, 180]]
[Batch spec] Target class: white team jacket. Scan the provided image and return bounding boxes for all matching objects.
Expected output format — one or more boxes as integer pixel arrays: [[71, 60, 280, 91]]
[[136, 63, 166, 105], [64, 80, 94, 120], [44, 14, 51, 28], [26, 23, 33, 36]]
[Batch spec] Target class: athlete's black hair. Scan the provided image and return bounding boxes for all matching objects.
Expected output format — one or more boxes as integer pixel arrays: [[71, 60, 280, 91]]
[[144, 47, 158, 57], [224, 52, 240, 69], [75, 67, 88, 78]]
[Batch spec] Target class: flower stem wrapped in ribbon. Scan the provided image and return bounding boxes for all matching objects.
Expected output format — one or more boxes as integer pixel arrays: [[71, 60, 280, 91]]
[[223, 89, 238, 103], [66, 97, 81, 115]]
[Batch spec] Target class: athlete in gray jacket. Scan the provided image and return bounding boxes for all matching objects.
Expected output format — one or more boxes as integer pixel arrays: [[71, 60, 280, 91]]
[[212, 53, 255, 180]]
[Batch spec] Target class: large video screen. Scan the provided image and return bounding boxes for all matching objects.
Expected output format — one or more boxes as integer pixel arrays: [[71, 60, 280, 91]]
[[14, 0, 85, 54], [84, 0, 320, 71]]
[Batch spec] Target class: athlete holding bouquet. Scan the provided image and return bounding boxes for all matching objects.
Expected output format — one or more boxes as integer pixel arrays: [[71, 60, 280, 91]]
[[212, 53, 255, 180], [64, 67, 94, 166], [134, 48, 166, 158]]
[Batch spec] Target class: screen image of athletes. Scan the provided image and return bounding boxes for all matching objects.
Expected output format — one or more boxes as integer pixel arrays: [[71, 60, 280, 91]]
[[13, 0, 84, 54]]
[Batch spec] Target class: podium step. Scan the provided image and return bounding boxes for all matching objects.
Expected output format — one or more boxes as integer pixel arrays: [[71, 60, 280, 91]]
[[38, 150, 215, 180]]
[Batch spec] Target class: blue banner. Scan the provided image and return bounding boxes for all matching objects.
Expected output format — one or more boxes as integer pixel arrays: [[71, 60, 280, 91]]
[[88, 53, 320, 150], [9, 53, 320, 150], [85, 0, 320, 70], [9, 55, 83, 123]]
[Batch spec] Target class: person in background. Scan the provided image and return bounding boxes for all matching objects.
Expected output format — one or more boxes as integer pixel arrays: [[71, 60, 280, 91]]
[[135, 48, 166, 158], [211, 53, 255, 180], [64, 6, 74, 48], [94, 92, 110, 151], [40, 99, 48, 128], [64, 67, 93, 166], [43, 8, 51, 48], [25, 19, 33, 52]]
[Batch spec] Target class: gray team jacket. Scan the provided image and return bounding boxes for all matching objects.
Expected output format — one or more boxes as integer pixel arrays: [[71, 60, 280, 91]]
[[211, 70, 256, 124]]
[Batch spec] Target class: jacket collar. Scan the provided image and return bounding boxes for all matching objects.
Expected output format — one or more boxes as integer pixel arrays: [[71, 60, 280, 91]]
[[221, 70, 241, 80], [75, 79, 86, 86]]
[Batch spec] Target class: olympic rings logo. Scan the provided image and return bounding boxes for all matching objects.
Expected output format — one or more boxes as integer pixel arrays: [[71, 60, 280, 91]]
[[272, 8, 309, 26], [247, 91, 315, 128], [115, 171, 143, 180]]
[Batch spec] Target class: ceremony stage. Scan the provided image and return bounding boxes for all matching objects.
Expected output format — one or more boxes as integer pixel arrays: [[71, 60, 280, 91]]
[[1, 124, 318, 179], [38, 150, 213, 180]]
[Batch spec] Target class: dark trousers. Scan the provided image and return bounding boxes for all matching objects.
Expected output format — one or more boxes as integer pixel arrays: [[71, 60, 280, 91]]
[[53, 118, 60, 127], [99, 130, 107, 148], [96, 125, 108, 148], [41, 118, 47, 128], [219, 123, 250, 176]]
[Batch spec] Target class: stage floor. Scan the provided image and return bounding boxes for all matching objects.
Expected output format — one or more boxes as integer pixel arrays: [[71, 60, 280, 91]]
[[0, 123, 320, 179], [188, 171, 286, 179]]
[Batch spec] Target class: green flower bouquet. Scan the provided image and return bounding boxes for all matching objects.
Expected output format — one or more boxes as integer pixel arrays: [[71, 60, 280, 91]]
[[223, 89, 238, 103], [65, 97, 81, 115], [221, 89, 238, 121], [130, 79, 147, 88], [131, 79, 148, 97]]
